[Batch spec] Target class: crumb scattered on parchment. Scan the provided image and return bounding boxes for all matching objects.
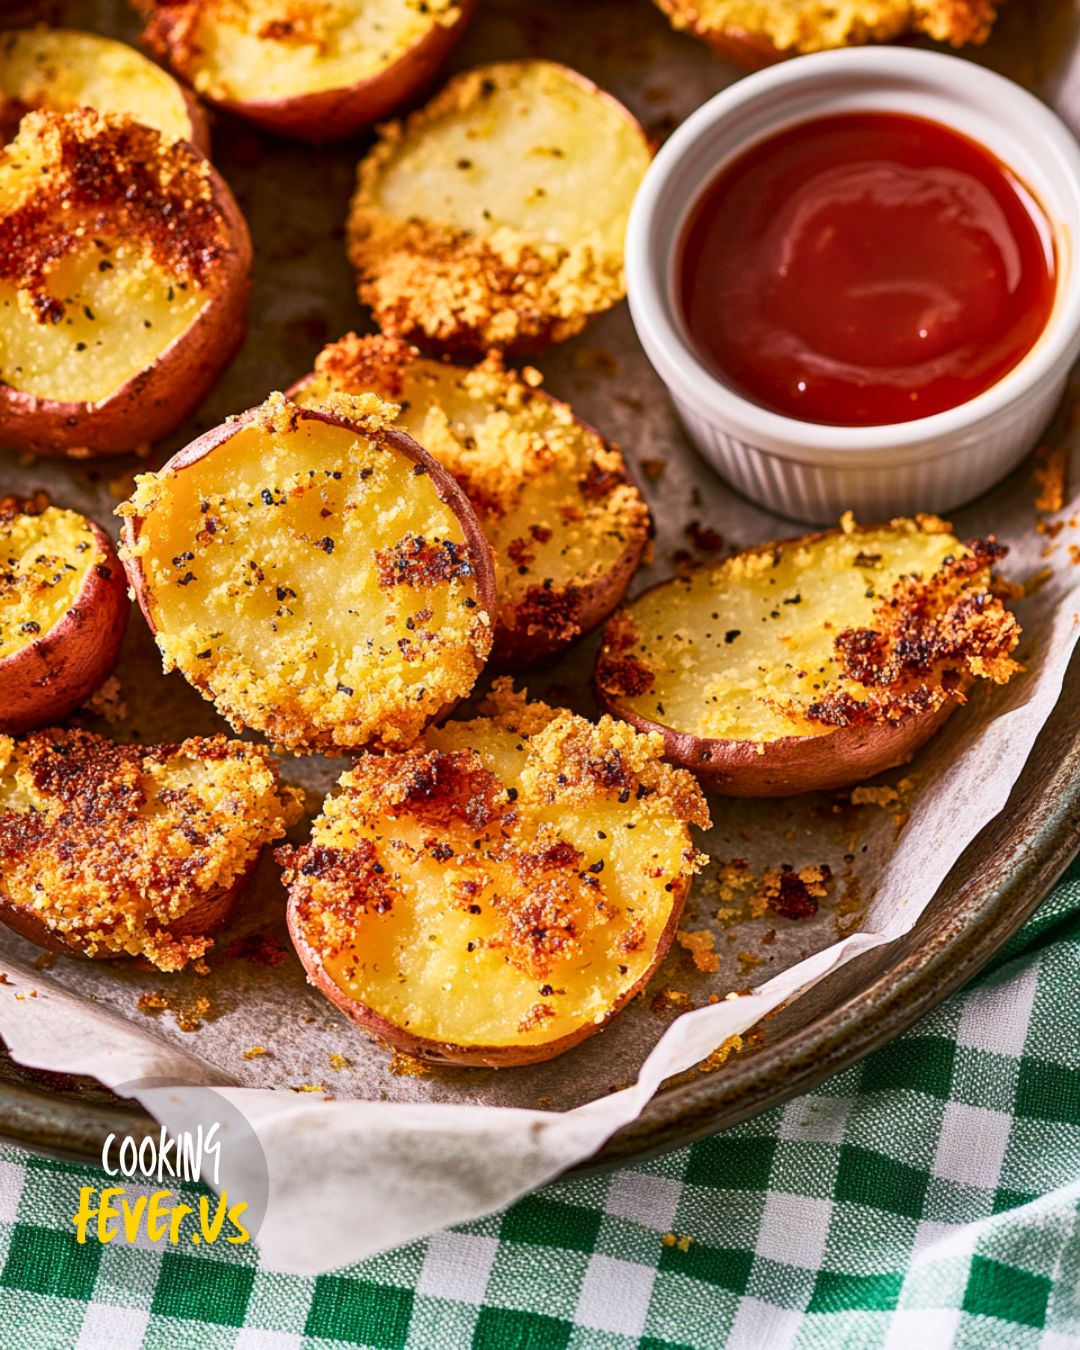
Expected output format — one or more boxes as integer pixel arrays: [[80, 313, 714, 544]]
[[835, 873, 864, 937], [1034, 443, 1068, 514], [640, 457, 667, 481], [136, 990, 210, 1032], [14, 990, 37, 1000], [651, 987, 694, 1016], [676, 929, 719, 973], [849, 777, 915, 830], [294, 1083, 327, 1093], [80, 676, 127, 725], [685, 520, 725, 552], [1026, 566, 1054, 596], [243, 1046, 268, 1060], [572, 346, 619, 375], [758, 864, 834, 920], [737, 951, 762, 972], [225, 932, 287, 966], [328, 1053, 352, 1072], [0, 973, 9, 985], [388, 1051, 433, 1078], [537, 1095, 554, 1109], [32, 952, 54, 971], [662, 1232, 693, 1251]]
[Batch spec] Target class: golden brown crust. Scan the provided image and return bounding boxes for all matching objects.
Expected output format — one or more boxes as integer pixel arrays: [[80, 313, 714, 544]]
[[281, 682, 709, 1066], [347, 63, 651, 358], [293, 334, 651, 665], [653, 0, 1000, 62], [0, 729, 301, 969], [0, 499, 129, 734], [595, 521, 1021, 796]]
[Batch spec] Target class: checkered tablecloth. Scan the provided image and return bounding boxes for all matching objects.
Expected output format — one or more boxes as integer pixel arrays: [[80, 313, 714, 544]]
[[1, 857, 1079, 1349]]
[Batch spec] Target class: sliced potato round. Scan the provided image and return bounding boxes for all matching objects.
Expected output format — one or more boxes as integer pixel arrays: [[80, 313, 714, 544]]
[[293, 334, 651, 665], [595, 517, 1021, 797], [0, 109, 250, 458], [137, 0, 475, 143], [347, 60, 653, 357], [652, 0, 1000, 64], [0, 729, 301, 969], [119, 392, 496, 755], [0, 496, 129, 734], [281, 680, 709, 1066], [0, 26, 208, 149]]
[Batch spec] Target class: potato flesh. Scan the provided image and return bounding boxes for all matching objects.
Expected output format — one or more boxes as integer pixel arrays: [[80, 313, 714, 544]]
[[319, 722, 685, 1050], [184, 0, 461, 102], [372, 62, 650, 255], [0, 507, 103, 660], [0, 28, 196, 143], [131, 414, 487, 750], [296, 357, 640, 622], [617, 529, 966, 741], [0, 246, 205, 403], [660, 0, 994, 50]]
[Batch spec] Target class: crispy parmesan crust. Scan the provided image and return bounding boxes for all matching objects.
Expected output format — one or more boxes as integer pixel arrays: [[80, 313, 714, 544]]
[[347, 64, 650, 357], [120, 394, 497, 755], [595, 519, 1021, 796], [0, 729, 301, 970], [295, 334, 651, 664], [281, 681, 709, 1066], [653, 0, 1000, 62]]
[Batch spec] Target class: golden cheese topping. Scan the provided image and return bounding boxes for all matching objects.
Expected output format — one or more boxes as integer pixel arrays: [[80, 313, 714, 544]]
[[0, 729, 302, 970], [597, 518, 1021, 743], [281, 681, 709, 1053], [120, 393, 493, 754]]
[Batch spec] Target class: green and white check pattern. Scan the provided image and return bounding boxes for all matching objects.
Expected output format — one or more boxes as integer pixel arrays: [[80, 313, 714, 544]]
[[1, 858, 1079, 1349]]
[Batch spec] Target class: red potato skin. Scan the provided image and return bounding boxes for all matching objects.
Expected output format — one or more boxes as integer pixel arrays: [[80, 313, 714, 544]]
[[286, 873, 691, 1068], [0, 165, 251, 458], [593, 688, 964, 797], [121, 401, 498, 737], [178, 87, 212, 155], [0, 848, 260, 961], [144, 0, 476, 144], [0, 520, 129, 735]]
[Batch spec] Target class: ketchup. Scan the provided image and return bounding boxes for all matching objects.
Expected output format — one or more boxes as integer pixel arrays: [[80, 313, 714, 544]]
[[679, 112, 1056, 427]]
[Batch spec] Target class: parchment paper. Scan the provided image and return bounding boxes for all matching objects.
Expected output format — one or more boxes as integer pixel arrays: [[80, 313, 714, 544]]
[[1, 0, 1079, 1274]]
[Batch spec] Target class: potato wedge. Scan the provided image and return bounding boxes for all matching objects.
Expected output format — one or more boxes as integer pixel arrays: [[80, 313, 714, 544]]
[[652, 0, 1000, 65], [0, 26, 208, 150], [595, 517, 1021, 796], [119, 392, 496, 755], [292, 334, 651, 666], [0, 496, 128, 734], [137, 0, 475, 143], [0, 109, 250, 458], [347, 60, 653, 358], [280, 680, 709, 1066], [0, 729, 301, 969]]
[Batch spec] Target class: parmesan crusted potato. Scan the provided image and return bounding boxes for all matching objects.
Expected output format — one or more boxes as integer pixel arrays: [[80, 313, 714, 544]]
[[595, 517, 1021, 796], [0, 496, 128, 734], [0, 27, 208, 150], [119, 393, 496, 755], [347, 61, 653, 358], [0, 729, 302, 970], [653, 0, 1001, 64], [0, 109, 250, 458], [292, 334, 652, 665], [136, 0, 476, 143], [281, 681, 709, 1066]]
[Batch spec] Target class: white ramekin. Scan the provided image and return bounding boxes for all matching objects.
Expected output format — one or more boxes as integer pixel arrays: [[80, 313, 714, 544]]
[[626, 48, 1080, 525]]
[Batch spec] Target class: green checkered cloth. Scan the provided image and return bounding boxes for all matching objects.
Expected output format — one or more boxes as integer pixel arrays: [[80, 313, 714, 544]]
[[2, 859, 1080, 1349]]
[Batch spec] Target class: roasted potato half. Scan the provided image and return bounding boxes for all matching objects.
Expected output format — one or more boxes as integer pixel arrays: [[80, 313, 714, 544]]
[[137, 0, 476, 143], [347, 60, 653, 358], [0, 496, 128, 734], [595, 518, 1021, 796], [0, 109, 251, 458], [652, 0, 1000, 65], [0, 26, 208, 150], [0, 729, 301, 969], [293, 334, 651, 666], [119, 392, 496, 755], [281, 681, 709, 1066]]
